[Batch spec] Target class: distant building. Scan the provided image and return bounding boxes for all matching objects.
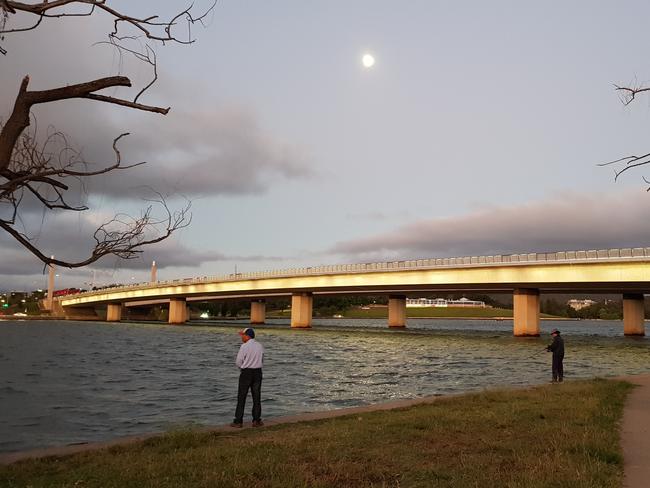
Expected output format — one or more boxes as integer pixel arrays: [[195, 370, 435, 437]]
[[567, 299, 597, 310], [406, 297, 486, 308]]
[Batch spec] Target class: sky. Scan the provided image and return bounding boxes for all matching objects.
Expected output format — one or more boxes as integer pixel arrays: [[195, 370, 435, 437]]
[[3, 1, 650, 291]]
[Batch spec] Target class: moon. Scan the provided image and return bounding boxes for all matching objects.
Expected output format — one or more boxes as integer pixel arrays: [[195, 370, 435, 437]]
[[362, 53, 375, 68]]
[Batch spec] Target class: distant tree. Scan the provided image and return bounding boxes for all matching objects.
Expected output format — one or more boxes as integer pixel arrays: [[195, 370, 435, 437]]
[[199, 302, 222, 317], [540, 298, 569, 317], [267, 297, 290, 311], [227, 299, 247, 317], [567, 300, 622, 320], [0, 1, 215, 269], [312, 295, 390, 315]]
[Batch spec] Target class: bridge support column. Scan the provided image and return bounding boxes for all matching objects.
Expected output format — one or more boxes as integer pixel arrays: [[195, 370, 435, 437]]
[[623, 293, 646, 336], [51, 300, 64, 317], [388, 295, 407, 328], [169, 298, 187, 325], [291, 293, 312, 328], [62, 306, 98, 320], [251, 299, 266, 325], [106, 303, 122, 322], [513, 288, 540, 337]]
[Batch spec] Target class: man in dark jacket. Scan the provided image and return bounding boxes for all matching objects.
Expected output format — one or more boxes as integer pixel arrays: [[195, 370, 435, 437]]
[[546, 328, 564, 382]]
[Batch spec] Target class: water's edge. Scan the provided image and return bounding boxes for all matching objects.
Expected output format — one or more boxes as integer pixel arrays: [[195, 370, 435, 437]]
[[1, 319, 647, 453]]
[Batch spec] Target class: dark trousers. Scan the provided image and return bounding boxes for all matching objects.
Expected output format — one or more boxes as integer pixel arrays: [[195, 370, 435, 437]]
[[234, 368, 262, 423], [552, 355, 564, 381]]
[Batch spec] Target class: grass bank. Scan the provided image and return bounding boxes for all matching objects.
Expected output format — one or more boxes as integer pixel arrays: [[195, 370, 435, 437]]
[[270, 306, 518, 319], [271, 306, 559, 319], [344, 306, 515, 319], [0, 379, 632, 488]]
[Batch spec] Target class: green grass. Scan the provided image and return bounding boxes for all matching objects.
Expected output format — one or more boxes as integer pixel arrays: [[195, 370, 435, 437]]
[[344, 306, 515, 319], [270, 306, 518, 319], [270, 306, 560, 319], [0, 379, 632, 488]]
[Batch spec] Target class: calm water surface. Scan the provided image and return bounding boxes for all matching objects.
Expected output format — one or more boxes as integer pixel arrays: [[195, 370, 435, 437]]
[[0, 318, 648, 453]]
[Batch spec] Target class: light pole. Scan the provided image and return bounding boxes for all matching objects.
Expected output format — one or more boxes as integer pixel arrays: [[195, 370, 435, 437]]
[[47, 256, 55, 311]]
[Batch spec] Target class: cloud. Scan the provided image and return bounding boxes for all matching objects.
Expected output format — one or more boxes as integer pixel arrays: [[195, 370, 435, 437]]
[[0, 221, 289, 291], [0, 10, 312, 287], [93, 241, 287, 272], [345, 209, 412, 221], [81, 106, 314, 200], [0, 208, 288, 278], [0, 248, 51, 277], [1, 12, 314, 209], [3, 88, 314, 207], [330, 190, 650, 261]]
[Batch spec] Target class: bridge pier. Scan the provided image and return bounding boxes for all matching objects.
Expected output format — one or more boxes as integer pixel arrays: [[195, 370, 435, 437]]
[[169, 298, 188, 325], [62, 305, 98, 320], [50, 299, 64, 317], [291, 292, 313, 328], [623, 293, 646, 336], [251, 299, 266, 325], [388, 295, 407, 328], [106, 303, 122, 322], [513, 288, 540, 336]]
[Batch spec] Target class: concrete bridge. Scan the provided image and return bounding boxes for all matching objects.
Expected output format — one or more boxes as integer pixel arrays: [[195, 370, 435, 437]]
[[53, 247, 650, 336]]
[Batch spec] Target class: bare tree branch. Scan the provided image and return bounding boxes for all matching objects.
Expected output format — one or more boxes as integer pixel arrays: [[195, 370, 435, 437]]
[[0, 2, 214, 268], [1, 1, 216, 49], [82, 93, 169, 114], [0, 75, 168, 171], [0, 195, 191, 268], [603, 80, 650, 189], [613, 83, 650, 106]]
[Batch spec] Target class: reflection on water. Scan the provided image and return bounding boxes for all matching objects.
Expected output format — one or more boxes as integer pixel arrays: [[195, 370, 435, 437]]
[[0, 318, 647, 453]]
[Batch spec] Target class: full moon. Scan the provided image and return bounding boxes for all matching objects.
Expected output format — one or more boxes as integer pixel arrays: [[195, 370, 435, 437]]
[[362, 53, 375, 68]]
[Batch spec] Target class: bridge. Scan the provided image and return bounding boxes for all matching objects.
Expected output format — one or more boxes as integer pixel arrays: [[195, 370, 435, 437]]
[[51, 247, 650, 336]]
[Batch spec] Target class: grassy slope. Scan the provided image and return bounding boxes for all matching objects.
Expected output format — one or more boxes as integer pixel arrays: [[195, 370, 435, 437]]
[[271, 307, 560, 319], [270, 307, 518, 319], [344, 306, 515, 319], [0, 379, 632, 488]]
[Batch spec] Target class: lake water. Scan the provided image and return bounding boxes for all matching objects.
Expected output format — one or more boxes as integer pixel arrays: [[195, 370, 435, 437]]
[[1, 318, 648, 453]]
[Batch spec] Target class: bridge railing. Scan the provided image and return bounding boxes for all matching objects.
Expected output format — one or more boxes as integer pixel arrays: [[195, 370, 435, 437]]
[[67, 247, 650, 299]]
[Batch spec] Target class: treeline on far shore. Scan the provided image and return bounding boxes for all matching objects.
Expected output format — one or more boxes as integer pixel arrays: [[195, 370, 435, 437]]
[[540, 297, 625, 320]]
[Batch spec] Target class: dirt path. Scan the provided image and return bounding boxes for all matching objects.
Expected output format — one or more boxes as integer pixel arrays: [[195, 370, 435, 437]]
[[621, 373, 650, 488]]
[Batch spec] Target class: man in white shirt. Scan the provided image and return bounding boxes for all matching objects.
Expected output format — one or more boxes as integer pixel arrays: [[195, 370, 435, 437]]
[[231, 327, 265, 428]]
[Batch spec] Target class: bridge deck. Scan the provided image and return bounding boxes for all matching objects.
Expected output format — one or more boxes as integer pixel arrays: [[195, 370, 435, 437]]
[[60, 248, 650, 307]]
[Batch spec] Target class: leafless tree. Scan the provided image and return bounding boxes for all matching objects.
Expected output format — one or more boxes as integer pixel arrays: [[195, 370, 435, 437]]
[[0, 0, 215, 268], [600, 81, 650, 189]]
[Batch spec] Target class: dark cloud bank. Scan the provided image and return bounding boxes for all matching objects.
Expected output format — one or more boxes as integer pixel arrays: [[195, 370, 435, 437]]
[[4, 190, 650, 290], [331, 191, 650, 261]]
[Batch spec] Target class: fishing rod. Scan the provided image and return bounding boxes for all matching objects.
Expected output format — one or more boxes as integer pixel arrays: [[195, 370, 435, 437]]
[[527, 348, 549, 360]]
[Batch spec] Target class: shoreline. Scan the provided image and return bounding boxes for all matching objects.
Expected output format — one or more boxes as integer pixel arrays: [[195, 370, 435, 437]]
[[0, 393, 462, 465], [0, 315, 624, 322], [1, 374, 646, 467]]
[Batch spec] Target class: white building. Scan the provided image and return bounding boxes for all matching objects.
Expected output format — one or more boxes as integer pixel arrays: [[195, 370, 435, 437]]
[[567, 299, 597, 311], [406, 297, 486, 308]]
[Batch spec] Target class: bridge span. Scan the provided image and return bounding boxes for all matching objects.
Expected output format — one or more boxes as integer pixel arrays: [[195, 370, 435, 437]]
[[54, 247, 650, 336]]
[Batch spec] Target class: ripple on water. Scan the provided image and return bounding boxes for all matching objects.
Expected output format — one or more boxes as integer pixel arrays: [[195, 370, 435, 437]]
[[0, 319, 648, 452]]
